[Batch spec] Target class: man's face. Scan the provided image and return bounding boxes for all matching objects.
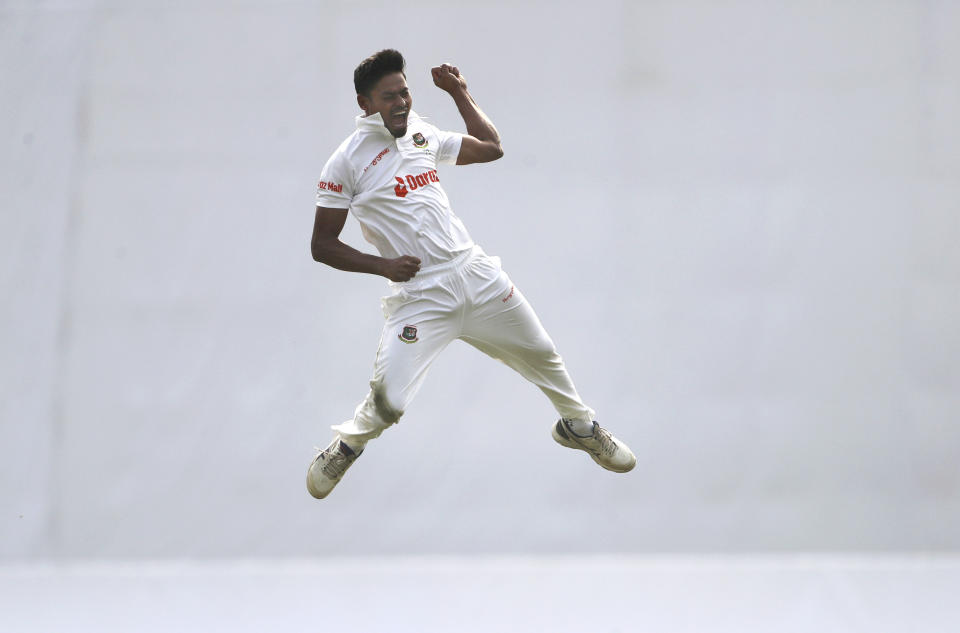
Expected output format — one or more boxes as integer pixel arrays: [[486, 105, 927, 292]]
[[359, 72, 412, 138]]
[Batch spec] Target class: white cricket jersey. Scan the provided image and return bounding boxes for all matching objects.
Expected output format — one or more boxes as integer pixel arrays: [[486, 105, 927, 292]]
[[315, 111, 472, 269]]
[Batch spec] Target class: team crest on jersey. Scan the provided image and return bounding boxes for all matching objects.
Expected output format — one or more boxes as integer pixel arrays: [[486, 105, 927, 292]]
[[399, 325, 419, 343], [412, 132, 427, 148]]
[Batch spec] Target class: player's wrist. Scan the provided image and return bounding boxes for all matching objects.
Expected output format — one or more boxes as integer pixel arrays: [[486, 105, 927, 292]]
[[446, 84, 468, 99], [374, 257, 388, 278]]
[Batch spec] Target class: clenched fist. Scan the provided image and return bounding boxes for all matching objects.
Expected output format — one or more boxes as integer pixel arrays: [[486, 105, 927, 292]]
[[431, 63, 467, 93], [381, 255, 421, 282]]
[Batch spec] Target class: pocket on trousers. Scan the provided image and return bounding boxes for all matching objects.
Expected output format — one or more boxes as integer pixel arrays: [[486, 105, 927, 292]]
[[467, 254, 515, 305], [380, 285, 420, 318], [468, 252, 502, 278]]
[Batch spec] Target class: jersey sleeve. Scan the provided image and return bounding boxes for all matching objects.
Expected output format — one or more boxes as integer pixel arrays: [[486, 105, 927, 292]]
[[434, 127, 464, 165], [315, 150, 355, 208]]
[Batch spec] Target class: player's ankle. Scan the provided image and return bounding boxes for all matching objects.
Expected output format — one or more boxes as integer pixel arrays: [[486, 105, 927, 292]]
[[562, 417, 595, 437], [338, 437, 366, 453]]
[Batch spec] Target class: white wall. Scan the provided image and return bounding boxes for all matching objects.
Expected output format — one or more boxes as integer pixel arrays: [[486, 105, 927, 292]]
[[2, 0, 958, 560]]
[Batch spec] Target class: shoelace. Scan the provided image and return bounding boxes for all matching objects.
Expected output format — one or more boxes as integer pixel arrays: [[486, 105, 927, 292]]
[[314, 445, 352, 479], [594, 426, 618, 457]]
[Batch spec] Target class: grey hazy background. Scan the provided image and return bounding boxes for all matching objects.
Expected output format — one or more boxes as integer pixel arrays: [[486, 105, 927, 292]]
[[2, 0, 958, 561]]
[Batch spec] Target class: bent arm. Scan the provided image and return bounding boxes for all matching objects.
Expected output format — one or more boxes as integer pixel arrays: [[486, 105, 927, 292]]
[[432, 64, 503, 165], [311, 206, 421, 282], [451, 89, 503, 164]]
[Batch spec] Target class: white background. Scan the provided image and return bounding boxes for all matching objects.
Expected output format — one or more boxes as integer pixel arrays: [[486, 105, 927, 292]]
[[2, 0, 959, 562]]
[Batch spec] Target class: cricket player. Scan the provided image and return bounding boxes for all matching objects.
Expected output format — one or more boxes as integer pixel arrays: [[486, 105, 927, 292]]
[[308, 49, 635, 498]]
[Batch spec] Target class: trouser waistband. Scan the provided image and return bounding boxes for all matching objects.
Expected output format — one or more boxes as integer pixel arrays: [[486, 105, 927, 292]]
[[388, 245, 481, 288]]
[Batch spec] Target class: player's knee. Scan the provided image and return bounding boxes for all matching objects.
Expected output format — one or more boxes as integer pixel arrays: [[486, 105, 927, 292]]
[[528, 338, 559, 362]]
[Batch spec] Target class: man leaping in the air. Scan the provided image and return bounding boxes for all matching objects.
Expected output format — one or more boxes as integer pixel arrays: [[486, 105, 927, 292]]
[[308, 49, 635, 499]]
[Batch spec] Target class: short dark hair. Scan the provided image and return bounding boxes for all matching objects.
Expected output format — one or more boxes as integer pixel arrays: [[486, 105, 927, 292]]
[[354, 49, 406, 96]]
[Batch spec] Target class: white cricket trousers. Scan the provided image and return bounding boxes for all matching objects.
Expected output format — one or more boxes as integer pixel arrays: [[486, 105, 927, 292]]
[[332, 245, 595, 447]]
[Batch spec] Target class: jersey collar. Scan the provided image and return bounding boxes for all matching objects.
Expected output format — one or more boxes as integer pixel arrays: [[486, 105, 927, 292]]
[[355, 111, 422, 138]]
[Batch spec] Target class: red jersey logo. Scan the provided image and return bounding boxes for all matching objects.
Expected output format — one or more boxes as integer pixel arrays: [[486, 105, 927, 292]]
[[363, 147, 391, 174], [393, 169, 439, 197], [317, 180, 343, 193]]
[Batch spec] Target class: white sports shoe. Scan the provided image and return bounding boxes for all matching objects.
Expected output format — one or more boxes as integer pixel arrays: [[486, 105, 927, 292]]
[[306, 437, 362, 499], [552, 419, 636, 473]]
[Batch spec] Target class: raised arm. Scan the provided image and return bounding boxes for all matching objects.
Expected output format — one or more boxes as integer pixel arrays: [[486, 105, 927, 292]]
[[431, 63, 503, 165], [311, 206, 421, 282]]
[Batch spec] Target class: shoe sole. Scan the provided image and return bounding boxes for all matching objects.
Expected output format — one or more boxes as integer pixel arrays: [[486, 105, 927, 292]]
[[552, 422, 636, 473]]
